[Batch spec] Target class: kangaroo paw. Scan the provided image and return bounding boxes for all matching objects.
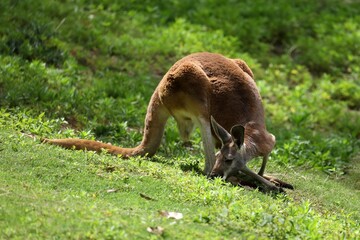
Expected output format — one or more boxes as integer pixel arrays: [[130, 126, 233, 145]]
[[263, 175, 294, 190]]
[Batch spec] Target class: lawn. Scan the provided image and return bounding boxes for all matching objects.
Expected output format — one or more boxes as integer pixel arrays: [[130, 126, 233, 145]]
[[1, 0, 359, 239]]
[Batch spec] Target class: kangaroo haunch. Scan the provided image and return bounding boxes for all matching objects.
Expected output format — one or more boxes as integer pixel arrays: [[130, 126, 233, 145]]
[[43, 52, 292, 192]]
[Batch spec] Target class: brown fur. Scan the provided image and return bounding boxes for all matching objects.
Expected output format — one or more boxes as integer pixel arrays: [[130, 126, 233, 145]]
[[44, 52, 274, 175]]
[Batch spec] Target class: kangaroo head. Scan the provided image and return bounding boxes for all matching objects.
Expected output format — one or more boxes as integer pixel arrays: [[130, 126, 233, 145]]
[[210, 116, 249, 179]]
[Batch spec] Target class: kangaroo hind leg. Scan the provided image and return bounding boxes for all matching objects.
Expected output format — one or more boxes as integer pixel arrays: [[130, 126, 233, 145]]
[[175, 116, 195, 147]]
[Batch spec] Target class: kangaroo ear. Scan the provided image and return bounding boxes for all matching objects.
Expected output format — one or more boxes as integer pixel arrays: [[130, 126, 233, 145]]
[[210, 116, 232, 145], [230, 125, 245, 147]]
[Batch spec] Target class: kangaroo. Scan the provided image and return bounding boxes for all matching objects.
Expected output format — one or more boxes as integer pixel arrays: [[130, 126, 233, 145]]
[[210, 116, 293, 192], [43, 52, 291, 191]]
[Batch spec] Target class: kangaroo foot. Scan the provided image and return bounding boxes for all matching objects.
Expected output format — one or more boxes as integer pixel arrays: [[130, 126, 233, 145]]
[[263, 175, 294, 190], [226, 175, 285, 193]]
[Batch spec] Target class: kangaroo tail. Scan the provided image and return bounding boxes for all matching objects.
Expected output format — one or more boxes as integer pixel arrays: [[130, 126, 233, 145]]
[[43, 91, 170, 158], [41, 138, 136, 157]]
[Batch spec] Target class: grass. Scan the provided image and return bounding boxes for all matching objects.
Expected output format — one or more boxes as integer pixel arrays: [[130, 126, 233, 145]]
[[1, 121, 359, 239], [1, 0, 360, 239]]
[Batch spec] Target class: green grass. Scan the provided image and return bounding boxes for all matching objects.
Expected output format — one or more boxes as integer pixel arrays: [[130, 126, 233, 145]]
[[1, 118, 359, 239], [1, 0, 360, 239]]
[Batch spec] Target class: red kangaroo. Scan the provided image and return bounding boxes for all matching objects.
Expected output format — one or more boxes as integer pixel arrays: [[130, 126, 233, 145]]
[[43, 52, 292, 192]]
